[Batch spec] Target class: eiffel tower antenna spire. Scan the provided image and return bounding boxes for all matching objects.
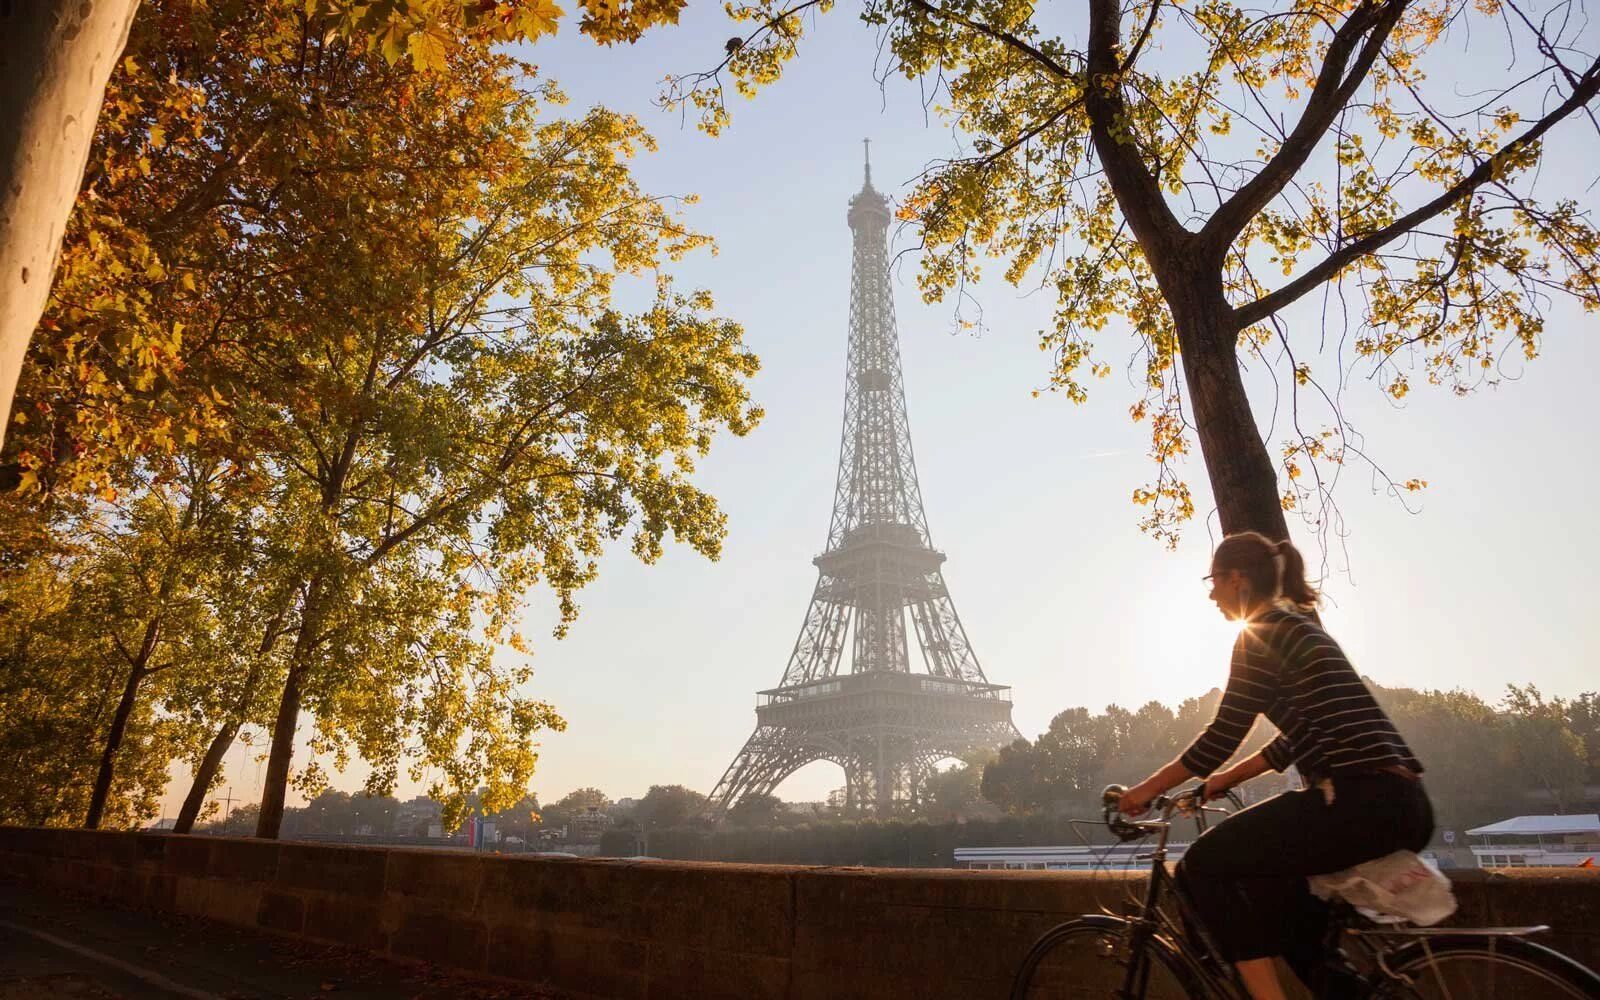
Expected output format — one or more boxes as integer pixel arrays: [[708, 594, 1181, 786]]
[[708, 149, 1019, 818], [862, 137, 872, 187]]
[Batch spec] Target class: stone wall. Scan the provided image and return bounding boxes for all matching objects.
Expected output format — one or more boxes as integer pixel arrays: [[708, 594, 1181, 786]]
[[1, 827, 1596, 999]]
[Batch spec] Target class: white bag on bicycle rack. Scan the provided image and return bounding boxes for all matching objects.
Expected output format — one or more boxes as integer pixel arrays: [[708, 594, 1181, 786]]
[[1308, 850, 1458, 926]]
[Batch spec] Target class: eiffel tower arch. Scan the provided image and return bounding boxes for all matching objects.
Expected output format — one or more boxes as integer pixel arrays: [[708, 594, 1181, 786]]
[[709, 147, 1020, 817]]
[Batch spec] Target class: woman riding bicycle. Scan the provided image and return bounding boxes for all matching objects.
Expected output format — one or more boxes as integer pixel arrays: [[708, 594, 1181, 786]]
[[1118, 531, 1433, 1000]]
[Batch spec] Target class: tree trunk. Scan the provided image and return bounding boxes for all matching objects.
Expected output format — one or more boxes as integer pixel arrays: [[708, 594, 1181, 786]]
[[83, 482, 199, 830], [84, 662, 144, 828], [173, 718, 239, 834], [173, 597, 288, 834], [255, 585, 325, 840], [1166, 269, 1291, 541], [0, 0, 142, 449], [254, 659, 305, 839], [256, 407, 362, 839]]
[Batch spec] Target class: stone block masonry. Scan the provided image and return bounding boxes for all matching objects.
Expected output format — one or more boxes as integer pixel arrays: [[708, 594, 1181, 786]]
[[1, 827, 1597, 999]]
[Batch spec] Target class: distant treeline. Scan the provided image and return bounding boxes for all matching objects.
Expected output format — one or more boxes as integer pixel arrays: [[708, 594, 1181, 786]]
[[974, 680, 1598, 838], [609, 680, 1598, 867]]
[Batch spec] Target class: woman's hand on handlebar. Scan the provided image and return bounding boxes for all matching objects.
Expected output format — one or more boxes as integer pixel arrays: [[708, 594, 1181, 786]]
[[1118, 760, 1197, 817], [1118, 781, 1157, 817], [1200, 771, 1237, 802]]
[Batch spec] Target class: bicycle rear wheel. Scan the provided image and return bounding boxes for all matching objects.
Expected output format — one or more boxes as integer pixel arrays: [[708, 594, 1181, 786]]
[[1011, 916, 1200, 1000], [1370, 934, 1600, 999]]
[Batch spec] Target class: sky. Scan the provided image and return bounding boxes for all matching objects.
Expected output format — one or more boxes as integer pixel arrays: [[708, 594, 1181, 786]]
[[164, 4, 1600, 816]]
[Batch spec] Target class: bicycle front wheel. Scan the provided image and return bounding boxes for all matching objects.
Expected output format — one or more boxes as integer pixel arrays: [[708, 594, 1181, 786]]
[[1371, 934, 1600, 999], [1011, 915, 1200, 1000]]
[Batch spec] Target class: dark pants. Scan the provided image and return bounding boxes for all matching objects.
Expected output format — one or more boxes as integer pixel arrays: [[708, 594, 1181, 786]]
[[1174, 771, 1434, 973]]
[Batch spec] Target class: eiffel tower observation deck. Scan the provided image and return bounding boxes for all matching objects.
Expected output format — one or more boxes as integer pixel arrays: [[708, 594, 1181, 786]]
[[709, 146, 1020, 817]]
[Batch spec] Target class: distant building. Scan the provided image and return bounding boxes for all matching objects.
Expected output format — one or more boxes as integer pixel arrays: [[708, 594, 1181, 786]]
[[955, 844, 1192, 871], [1466, 814, 1600, 868], [568, 806, 610, 844], [396, 797, 442, 837]]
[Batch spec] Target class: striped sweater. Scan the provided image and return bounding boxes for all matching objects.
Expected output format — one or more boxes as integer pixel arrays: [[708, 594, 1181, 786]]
[[1178, 605, 1423, 780]]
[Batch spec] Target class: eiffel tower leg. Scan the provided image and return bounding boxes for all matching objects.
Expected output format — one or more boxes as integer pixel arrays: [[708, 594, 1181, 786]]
[[852, 732, 918, 816], [708, 726, 854, 815], [708, 727, 787, 811], [778, 582, 850, 687], [842, 759, 870, 816], [908, 576, 985, 682], [874, 731, 889, 815]]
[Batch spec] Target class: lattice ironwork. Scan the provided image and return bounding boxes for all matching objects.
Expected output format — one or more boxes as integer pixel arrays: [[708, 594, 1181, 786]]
[[709, 148, 1020, 817]]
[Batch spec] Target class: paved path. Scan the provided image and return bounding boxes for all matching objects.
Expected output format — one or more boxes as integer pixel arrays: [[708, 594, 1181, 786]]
[[0, 882, 562, 999]]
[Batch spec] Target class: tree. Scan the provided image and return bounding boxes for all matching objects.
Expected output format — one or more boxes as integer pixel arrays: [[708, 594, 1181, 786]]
[[200, 801, 260, 836], [1502, 684, 1589, 814], [0, 496, 180, 828], [981, 707, 1105, 815], [670, 0, 1600, 545], [75, 463, 265, 828], [0, 0, 692, 460], [7, 0, 758, 842], [0, 435, 293, 834], [287, 789, 355, 836], [920, 753, 1000, 822], [558, 787, 612, 812], [0, 1, 139, 465], [978, 689, 1278, 816], [487, 793, 544, 842], [350, 792, 399, 836], [232, 46, 757, 838], [1373, 682, 1516, 830], [539, 787, 612, 832], [1567, 693, 1600, 786], [725, 791, 786, 828], [634, 784, 709, 829], [168, 569, 294, 836]]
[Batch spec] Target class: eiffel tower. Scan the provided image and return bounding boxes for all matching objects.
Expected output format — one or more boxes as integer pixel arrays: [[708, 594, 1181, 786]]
[[709, 145, 1019, 817]]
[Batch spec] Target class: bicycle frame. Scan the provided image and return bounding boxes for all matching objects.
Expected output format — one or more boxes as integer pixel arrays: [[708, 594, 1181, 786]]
[[1074, 786, 1600, 1000], [1114, 791, 1247, 1000]]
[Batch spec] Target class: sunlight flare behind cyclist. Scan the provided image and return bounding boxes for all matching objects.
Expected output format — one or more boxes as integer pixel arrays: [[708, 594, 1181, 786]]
[[1118, 531, 1432, 1000]]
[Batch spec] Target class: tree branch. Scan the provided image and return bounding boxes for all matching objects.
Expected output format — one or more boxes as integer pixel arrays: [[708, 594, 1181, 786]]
[[153, 109, 286, 241], [1202, 0, 1407, 253], [1085, 0, 1187, 256], [905, 0, 1074, 79], [1233, 54, 1600, 330], [1122, 0, 1161, 74]]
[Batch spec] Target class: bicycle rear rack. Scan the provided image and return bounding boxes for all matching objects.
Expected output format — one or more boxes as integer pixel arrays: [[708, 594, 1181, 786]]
[[1350, 924, 1552, 938]]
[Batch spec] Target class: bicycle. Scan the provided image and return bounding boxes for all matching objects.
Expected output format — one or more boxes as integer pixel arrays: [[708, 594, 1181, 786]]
[[1010, 783, 1600, 999]]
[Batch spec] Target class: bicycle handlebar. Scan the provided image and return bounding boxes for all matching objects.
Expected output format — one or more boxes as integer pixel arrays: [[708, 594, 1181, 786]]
[[1100, 782, 1237, 842]]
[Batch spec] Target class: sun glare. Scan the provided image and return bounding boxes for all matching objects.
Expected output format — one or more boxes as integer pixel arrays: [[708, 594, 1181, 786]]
[[1118, 562, 1244, 707]]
